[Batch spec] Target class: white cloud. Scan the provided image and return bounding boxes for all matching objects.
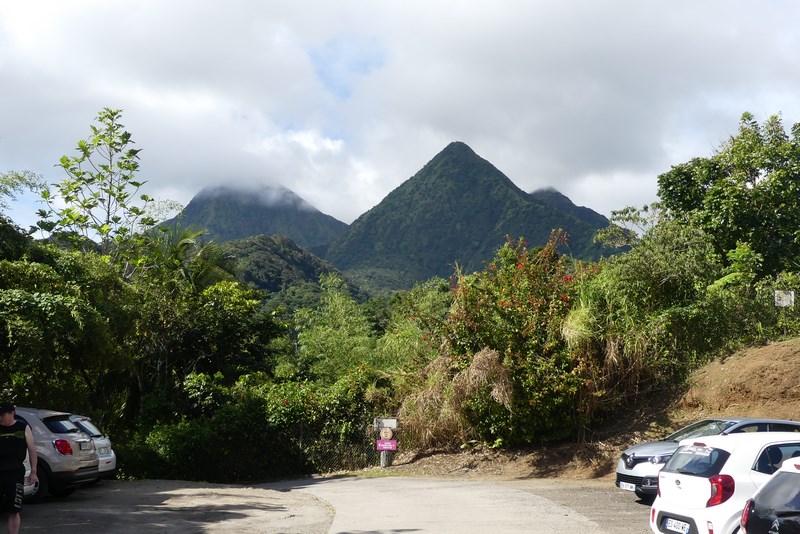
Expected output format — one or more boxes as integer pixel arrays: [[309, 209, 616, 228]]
[[2, 0, 799, 229]]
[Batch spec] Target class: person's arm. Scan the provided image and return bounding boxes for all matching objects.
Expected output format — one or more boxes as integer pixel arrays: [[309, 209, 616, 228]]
[[25, 425, 38, 484]]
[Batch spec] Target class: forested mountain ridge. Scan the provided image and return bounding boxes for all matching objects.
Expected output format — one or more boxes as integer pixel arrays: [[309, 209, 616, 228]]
[[165, 185, 348, 256], [529, 187, 610, 229], [324, 142, 614, 286], [168, 142, 614, 292], [229, 234, 337, 294], [227, 234, 367, 310]]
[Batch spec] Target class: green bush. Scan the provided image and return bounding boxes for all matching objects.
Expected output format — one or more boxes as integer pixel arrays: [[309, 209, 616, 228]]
[[119, 368, 386, 482], [400, 233, 591, 447]]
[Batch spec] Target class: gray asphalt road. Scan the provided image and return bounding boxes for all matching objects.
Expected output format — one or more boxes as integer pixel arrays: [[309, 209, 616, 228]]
[[264, 476, 653, 534], [16, 476, 652, 533]]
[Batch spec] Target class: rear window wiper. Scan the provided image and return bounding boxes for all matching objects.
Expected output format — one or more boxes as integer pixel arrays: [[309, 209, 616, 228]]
[[775, 511, 800, 518]]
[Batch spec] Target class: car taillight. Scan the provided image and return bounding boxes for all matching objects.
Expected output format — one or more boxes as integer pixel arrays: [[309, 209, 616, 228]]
[[53, 439, 73, 455], [740, 498, 753, 532], [707, 474, 735, 507]]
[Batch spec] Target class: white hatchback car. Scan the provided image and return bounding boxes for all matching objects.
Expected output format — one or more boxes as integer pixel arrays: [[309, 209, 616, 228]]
[[69, 414, 117, 479], [650, 432, 800, 534], [618, 418, 800, 499]]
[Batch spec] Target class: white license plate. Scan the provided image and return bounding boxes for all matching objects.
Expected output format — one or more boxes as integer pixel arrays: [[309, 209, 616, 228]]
[[664, 518, 690, 534], [619, 481, 636, 492], [79, 442, 92, 450]]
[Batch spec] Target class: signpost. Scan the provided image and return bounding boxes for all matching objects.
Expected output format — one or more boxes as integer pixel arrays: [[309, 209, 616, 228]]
[[374, 417, 399, 467], [373, 417, 398, 430], [775, 290, 795, 336], [775, 290, 795, 308]]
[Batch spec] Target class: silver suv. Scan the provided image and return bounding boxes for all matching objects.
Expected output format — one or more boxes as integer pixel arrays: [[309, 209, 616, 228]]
[[15, 407, 100, 502]]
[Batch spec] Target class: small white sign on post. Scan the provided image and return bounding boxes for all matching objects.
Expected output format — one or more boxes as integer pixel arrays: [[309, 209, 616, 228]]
[[373, 417, 398, 430], [775, 290, 795, 308]]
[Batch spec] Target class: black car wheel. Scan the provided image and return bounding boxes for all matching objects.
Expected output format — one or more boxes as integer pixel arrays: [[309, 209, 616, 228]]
[[24, 463, 49, 504]]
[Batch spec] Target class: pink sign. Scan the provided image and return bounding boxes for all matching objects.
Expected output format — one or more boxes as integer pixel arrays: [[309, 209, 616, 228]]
[[376, 439, 397, 451]]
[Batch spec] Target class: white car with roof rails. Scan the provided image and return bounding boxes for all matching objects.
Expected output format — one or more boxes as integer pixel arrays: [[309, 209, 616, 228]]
[[15, 407, 99, 503], [650, 432, 800, 534], [617, 418, 800, 500]]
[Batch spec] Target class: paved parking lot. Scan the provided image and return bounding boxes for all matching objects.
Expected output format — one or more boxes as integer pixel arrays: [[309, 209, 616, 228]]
[[16, 476, 652, 533]]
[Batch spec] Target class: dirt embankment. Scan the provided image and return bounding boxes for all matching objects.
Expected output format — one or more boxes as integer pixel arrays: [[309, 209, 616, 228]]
[[385, 339, 800, 481], [678, 339, 800, 422]]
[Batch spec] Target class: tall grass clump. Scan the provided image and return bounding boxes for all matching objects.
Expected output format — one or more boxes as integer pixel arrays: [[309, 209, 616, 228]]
[[399, 348, 513, 449]]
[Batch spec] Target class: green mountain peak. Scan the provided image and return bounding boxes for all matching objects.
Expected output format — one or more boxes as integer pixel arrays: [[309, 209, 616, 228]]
[[325, 142, 612, 288]]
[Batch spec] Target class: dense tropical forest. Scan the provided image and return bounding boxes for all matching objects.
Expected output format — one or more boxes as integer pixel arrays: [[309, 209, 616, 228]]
[[2, 108, 800, 482]]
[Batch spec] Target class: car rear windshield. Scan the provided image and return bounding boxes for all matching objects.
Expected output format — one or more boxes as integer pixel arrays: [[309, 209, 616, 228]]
[[42, 416, 82, 434], [662, 444, 731, 478], [754, 472, 800, 514], [73, 419, 103, 437]]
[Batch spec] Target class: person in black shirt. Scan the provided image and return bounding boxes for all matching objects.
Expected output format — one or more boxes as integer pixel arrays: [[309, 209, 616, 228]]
[[0, 402, 37, 534]]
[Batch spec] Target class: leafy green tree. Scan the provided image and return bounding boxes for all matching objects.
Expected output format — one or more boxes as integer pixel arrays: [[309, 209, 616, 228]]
[[594, 204, 665, 249], [658, 112, 800, 277], [0, 170, 43, 215], [293, 274, 376, 383], [125, 366, 383, 482], [0, 245, 135, 411], [0, 216, 30, 261], [0, 171, 42, 258], [563, 208, 771, 419], [376, 278, 452, 372], [126, 279, 280, 424], [37, 108, 155, 273]]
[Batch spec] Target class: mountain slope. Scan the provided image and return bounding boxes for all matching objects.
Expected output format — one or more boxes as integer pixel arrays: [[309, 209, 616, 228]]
[[228, 234, 370, 311], [530, 188, 610, 229], [230, 234, 337, 294], [167, 185, 348, 254], [325, 142, 613, 285]]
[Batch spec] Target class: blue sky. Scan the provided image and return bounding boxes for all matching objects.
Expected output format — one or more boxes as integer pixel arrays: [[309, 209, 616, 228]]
[[310, 36, 387, 100], [1, 1, 799, 231]]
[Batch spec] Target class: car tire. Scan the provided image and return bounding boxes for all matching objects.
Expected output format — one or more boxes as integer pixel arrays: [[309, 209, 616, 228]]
[[635, 490, 655, 505], [24, 464, 49, 504]]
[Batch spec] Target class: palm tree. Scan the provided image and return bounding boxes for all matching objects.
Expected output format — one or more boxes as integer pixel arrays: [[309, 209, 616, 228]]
[[149, 224, 236, 294]]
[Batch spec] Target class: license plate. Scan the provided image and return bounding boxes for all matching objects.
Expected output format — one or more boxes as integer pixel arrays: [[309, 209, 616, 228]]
[[79, 442, 92, 451], [619, 481, 636, 492], [664, 518, 690, 534]]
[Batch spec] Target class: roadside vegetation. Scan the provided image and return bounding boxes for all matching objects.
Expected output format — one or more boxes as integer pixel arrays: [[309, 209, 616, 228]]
[[2, 109, 800, 483]]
